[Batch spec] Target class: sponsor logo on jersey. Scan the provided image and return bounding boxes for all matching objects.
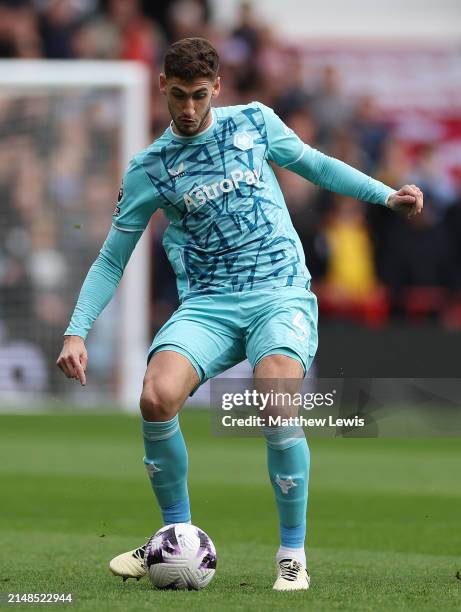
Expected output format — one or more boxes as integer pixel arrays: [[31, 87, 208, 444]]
[[167, 161, 187, 179], [183, 168, 261, 211]]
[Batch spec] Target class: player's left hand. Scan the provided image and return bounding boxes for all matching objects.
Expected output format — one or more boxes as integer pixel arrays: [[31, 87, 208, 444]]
[[387, 184, 424, 219]]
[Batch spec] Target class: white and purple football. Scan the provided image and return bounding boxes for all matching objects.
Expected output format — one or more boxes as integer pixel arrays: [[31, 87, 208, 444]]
[[145, 523, 217, 590]]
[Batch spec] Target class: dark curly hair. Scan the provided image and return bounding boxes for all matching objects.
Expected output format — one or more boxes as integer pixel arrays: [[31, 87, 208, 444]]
[[164, 38, 219, 81]]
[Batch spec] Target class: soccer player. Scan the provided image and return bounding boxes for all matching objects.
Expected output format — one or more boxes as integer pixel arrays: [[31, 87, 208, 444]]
[[57, 38, 423, 591]]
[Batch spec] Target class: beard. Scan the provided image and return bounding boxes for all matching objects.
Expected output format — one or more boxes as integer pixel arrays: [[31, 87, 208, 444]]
[[169, 101, 212, 136]]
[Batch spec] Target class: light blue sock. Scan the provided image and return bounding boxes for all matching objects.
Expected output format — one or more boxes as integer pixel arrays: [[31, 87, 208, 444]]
[[142, 415, 191, 525], [264, 426, 309, 549]]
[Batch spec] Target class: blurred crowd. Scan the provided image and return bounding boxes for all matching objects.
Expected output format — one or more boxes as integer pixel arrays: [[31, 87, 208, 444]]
[[1, 0, 461, 394], [0, 86, 121, 393]]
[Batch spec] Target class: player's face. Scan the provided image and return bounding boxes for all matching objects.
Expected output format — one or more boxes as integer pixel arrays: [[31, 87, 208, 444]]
[[159, 74, 220, 136]]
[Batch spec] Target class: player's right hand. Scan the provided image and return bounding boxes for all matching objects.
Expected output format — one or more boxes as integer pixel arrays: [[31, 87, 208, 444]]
[[387, 184, 424, 219], [56, 335, 88, 386]]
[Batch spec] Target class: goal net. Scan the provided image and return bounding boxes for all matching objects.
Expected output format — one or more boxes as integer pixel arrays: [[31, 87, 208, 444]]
[[0, 60, 150, 410]]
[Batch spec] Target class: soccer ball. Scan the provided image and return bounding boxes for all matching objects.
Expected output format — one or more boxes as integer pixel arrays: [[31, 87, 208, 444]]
[[145, 523, 217, 590]]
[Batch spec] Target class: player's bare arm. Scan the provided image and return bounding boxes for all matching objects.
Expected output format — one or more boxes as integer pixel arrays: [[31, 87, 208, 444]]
[[56, 335, 88, 386]]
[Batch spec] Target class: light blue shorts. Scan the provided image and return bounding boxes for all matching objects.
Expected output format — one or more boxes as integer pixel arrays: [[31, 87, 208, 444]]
[[148, 286, 318, 386]]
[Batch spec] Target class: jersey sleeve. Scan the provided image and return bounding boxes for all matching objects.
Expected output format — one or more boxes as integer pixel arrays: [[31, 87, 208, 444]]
[[256, 102, 306, 167], [65, 156, 159, 339], [256, 101, 395, 206], [112, 157, 160, 231], [64, 227, 142, 339]]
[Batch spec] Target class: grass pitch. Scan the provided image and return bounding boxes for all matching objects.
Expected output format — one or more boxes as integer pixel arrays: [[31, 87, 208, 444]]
[[0, 411, 460, 611]]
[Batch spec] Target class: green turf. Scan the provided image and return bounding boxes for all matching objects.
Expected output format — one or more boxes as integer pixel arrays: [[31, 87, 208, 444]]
[[0, 411, 460, 611]]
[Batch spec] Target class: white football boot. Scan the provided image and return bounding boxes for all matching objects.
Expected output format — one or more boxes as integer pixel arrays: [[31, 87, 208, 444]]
[[273, 558, 310, 591], [109, 544, 147, 581]]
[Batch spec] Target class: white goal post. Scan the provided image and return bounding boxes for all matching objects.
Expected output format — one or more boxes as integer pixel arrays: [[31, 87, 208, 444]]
[[0, 60, 150, 410]]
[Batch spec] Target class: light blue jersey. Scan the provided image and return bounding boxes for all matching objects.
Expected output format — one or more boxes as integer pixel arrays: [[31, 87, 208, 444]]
[[66, 102, 394, 339], [114, 102, 315, 299]]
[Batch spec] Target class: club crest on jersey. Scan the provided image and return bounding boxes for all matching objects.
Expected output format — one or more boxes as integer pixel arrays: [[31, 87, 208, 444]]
[[233, 131, 254, 151], [183, 168, 261, 212]]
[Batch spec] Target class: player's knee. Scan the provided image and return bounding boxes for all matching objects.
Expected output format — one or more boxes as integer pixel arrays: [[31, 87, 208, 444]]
[[140, 383, 182, 421], [256, 354, 304, 379]]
